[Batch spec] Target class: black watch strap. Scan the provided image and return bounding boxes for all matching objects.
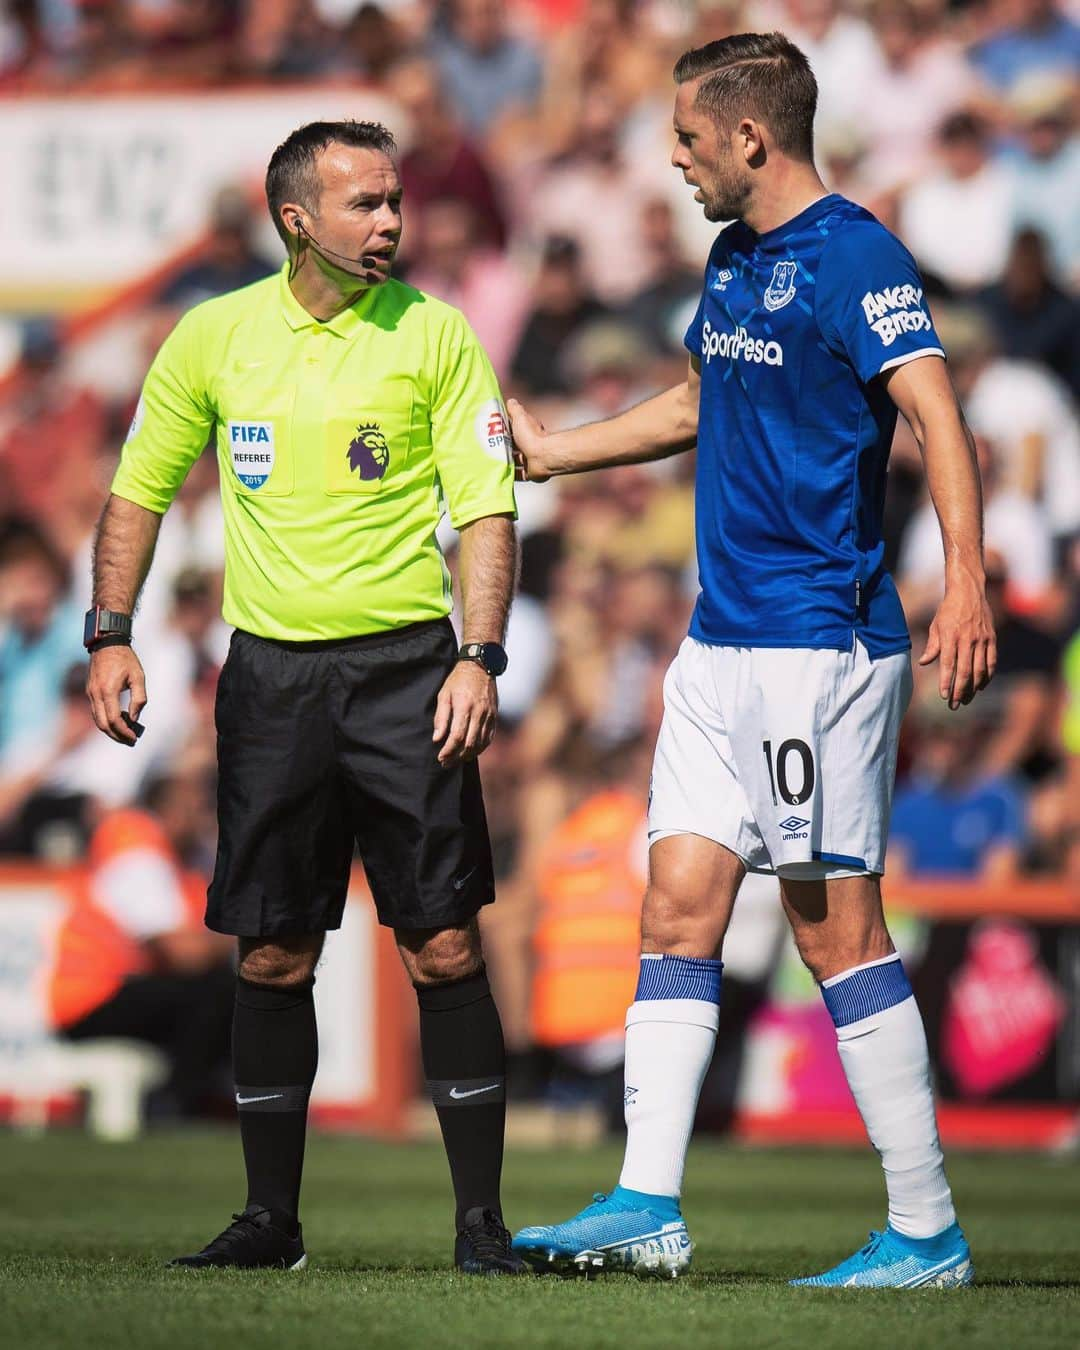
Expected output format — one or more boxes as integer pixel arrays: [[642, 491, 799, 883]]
[[84, 606, 133, 651], [456, 642, 508, 677]]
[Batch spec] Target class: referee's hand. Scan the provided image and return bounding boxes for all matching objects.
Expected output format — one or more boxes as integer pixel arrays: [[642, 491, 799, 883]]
[[87, 645, 147, 746], [433, 661, 498, 766]]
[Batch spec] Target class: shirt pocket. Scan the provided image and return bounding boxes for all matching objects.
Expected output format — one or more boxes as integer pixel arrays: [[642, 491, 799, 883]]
[[218, 388, 296, 498], [324, 376, 416, 496]]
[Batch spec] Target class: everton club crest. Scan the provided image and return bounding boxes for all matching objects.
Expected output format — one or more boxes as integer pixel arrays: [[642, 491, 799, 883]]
[[763, 259, 798, 312]]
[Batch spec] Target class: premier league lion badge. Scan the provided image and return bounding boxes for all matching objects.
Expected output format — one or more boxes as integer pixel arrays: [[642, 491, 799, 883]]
[[347, 421, 390, 480], [763, 259, 798, 312]]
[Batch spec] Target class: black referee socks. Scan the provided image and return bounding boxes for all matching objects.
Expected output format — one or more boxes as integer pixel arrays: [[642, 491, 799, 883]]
[[233, 975, 318, 1231], [417, 968, 507, 1230]]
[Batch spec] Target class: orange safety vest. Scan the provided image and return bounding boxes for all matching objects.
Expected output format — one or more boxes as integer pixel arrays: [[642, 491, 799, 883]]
[[531, 788, 644, 1048], [48, 809, 206, 1030]]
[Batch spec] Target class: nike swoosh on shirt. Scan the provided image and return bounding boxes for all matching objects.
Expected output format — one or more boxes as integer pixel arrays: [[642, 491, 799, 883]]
[[449, 1084, 499, 1099], [235, 1093, 284, 1105]]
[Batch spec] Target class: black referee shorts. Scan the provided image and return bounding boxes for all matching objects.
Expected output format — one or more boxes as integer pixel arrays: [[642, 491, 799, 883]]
[[206, 619, 495, 937]]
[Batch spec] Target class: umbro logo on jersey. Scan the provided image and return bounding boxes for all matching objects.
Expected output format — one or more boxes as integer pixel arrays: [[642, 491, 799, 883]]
[[763, 259, 798, 312], [712, 268, 733, 291], [779, 816, 810, 832]]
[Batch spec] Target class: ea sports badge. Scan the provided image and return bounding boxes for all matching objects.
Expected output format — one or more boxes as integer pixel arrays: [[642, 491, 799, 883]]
[[475, 398, 512, 464], [228, 420, 275, 489]]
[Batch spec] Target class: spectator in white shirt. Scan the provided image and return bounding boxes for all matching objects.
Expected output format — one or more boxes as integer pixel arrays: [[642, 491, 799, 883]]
[[530, 87, 657, 304], [859, 0, 979, 193], [937, 305, 1080, 546], [899, 111, 1014, 292], [898, 435, 1054, 610]]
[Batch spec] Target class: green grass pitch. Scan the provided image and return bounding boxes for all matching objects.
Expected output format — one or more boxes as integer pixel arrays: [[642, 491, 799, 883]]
[[1, 1130, 1077, 1349]]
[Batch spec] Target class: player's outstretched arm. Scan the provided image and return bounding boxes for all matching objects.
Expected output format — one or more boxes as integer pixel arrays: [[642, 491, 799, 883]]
[[883, 355, 995, 709], [510, 356, 700, 482], [86, 493, 162, 745]]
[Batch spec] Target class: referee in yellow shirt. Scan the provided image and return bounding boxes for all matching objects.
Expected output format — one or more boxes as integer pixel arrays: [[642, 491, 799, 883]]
[[84, 120, 527, 1276]]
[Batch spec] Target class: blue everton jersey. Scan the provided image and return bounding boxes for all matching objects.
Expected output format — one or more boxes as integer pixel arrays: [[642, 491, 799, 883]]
[[684, 193, 944, 658]]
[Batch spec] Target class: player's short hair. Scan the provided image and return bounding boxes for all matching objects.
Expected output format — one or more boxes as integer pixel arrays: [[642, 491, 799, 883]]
[[673, 32, 817, 162], [265, 120, 397, 244]]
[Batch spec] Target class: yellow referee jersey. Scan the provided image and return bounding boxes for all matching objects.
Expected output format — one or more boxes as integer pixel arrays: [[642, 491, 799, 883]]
[[112, 264, 517, 641]]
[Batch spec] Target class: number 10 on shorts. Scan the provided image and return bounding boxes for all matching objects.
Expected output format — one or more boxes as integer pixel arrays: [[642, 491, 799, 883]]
[[762, 738, 815, 807]]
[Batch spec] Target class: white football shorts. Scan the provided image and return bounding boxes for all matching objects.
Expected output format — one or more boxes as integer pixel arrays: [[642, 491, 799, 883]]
[[648, 637, 912, 879]]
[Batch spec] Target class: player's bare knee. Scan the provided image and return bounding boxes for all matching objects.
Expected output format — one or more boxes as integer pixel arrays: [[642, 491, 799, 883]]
[[793, 926, 893, 984], [791, 931, 834, 983], [782, 875, 892, 981], [641, 883, 718, 957]]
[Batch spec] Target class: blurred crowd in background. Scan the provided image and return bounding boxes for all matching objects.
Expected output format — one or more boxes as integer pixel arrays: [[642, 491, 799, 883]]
[[1, 0, 1078, 1091]]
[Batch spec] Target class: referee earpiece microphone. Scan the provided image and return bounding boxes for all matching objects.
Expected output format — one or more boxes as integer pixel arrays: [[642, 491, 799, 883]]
[[293, 217, 380, 273]]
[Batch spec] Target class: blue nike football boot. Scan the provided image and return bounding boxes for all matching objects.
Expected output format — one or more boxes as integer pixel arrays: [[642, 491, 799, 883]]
[[791, 1222, 974, 1288], [512, 1186, 693, 1278]]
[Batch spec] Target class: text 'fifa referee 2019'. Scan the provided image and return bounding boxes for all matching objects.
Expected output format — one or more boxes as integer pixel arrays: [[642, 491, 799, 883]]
[[83, 120, 529, 1276]]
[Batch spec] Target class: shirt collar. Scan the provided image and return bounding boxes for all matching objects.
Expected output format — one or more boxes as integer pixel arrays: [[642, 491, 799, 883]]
[[277, 262, 378, 338], [753, 193, 842, 249]]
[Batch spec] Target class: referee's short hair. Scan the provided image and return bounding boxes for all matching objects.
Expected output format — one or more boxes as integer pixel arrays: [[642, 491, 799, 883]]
[[265, 120, 398, 243], [673, 32, 817, 162]]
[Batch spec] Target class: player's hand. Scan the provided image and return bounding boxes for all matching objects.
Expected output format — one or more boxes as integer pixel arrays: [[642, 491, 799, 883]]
[[86, 645, 147, 745], [919, 569, 996, 709], [507, 398, 552, 483], [433, 660, 498, 766]]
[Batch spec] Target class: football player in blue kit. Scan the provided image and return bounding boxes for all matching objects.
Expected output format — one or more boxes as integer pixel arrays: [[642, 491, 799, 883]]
[[509, 32, 994, 1288]]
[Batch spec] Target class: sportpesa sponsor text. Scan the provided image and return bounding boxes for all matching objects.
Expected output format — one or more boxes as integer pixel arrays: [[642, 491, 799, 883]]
[[701, 319, 784, 367]]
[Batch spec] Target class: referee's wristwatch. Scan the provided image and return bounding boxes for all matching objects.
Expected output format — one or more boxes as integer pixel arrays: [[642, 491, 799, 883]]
[[456, 642, 508, 677], [83, 605, 133, 652]]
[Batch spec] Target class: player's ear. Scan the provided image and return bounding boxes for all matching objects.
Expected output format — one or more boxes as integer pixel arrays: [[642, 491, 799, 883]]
[[738, 118, 766, 166]]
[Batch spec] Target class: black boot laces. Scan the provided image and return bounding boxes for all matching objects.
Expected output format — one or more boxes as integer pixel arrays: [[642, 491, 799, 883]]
[[203, 1209, 273, 1255], [460, 1209, 512, 1259]]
